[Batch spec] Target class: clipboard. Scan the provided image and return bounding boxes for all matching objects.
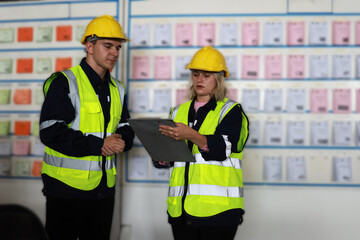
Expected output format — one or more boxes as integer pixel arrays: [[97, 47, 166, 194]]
[[127, 118, 195, 162]]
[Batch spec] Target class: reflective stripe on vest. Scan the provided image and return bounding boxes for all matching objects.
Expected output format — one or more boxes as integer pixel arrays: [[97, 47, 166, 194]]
[[167, 98, 248, 218], [41, 65, 124, 190]]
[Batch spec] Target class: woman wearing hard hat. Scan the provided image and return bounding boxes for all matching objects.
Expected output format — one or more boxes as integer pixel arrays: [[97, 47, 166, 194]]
[[158, 46, 249, 240]]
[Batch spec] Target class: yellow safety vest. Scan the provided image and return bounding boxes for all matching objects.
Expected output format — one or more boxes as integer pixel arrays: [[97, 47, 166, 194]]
[[41, 65, 125, 190], [167, 98, 249, 218]]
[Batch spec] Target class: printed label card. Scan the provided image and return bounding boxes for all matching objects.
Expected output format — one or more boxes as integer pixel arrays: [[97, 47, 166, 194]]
[[309, 55, 329, 79], [220, 22, 238, 46], [17, 27, 33, 42], [287, 156, 306, 181], [56, 25, 72, 41], [333, 156, 352, 182], [309, 21, 328, 45], [0, 158, 11, 176], [13, 89, 32, 105], [131, 88, 150, 113], [0, 59, 13, 74], [286, 88, 306, 113], [264, 156, 282, 181], [356, 55, 360, 79], [131, 23, 151, 47], [248, 120, 261, 145], [175, 88, 189, 106], [154, 55, 172, 80], [287, 21, 305, 45], [14, 121, 31, 136], [263, 21, 283, 45], [151, 166, 170, 181], [0, 89, 11, 104], [36, 26, 53, 42], [264, 88, 283, 113], [32, 160, 43, 177], [226, 88, 238, 102], [75, 25, 86, 41], [287, 55, 305, 79], [332, 55, 351, 79], [32, 139, 45, 156], [154, 23, 172, 46], [36, 58, 52, 73], [153, 88, 172, 113], [0, 121, 10, 136], [356, 21, 360, 45], [309, 88, 328, 113], [356, 89, 360, 113], [34, 89, 44, 105], [332, 88, 351, 114], [310, 121, 329, 146], [264, 121, 283, 146], [242, 55, 260, 79], [356, 121, 360, 146], [241, 88, 260, 112], [14, 160, 30, 176], [265, 55, 283, 79], [32, 121, 40, 137], [197, 22, 216, 46], [175, 23, 194, 46], [132, 56, 150, 79], [242, 22, 259, 46], [0, 28, 14, 43], [287, 121, 306, 146], [332, 21, 350, 45], [129, 150, 149, 180], [225, 55, 238, 79], [12, 140, 31, 156], [0, 139, 11, 156], [175, 56, 191, 79], [16, 58, 33, 73], [333, 121, 352, 146], [55, 57, 72, 72]]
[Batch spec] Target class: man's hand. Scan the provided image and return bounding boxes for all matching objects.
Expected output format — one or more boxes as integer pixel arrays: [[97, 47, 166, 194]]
[[102, 134, 125, 156]]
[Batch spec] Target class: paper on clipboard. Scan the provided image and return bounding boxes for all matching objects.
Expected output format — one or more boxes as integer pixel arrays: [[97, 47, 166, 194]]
[[127, 118, 195, 162]]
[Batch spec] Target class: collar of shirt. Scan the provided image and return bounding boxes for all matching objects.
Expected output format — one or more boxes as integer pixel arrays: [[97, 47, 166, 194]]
[[80, 57, 115, 88]]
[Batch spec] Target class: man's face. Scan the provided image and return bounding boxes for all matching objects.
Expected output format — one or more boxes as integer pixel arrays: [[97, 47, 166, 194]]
[[87, 39, 122, 71]]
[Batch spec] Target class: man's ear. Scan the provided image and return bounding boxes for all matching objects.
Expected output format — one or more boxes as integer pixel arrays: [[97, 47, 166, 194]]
[[85, 41, 94, 54]]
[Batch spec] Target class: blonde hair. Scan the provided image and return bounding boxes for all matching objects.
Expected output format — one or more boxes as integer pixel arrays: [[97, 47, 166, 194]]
[[189, 71, 227, 101]]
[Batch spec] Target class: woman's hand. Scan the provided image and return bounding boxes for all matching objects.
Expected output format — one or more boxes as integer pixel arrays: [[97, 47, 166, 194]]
[[159, 122, 207, 148]]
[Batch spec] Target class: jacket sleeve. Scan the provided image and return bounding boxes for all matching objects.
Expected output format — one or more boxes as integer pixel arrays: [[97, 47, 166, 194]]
[[115, 96, 135, 152], [39, 73, 104, 157], [200, 104, 245, 161]]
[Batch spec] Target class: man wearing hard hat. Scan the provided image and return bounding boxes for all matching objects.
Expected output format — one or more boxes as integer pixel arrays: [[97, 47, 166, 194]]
[[39, 15, 134, 240]]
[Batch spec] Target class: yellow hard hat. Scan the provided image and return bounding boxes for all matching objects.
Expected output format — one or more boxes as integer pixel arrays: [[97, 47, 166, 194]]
[[186, 46, 229, 78], [81, 15, 129, 44]]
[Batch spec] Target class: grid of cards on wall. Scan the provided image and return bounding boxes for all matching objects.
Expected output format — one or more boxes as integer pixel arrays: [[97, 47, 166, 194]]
[[0, 0, 119, 179], [126, 12, 360, 186]]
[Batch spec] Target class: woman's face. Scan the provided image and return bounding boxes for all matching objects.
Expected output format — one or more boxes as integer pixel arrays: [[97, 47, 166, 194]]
[[192, 70, 217, 102]]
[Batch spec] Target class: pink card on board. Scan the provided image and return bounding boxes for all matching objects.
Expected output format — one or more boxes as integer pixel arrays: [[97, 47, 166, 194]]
[[197, 22, 216, 46], [154, 55, 172, 80], [265, 55, 283, 79], [175, 23, 193, 46], [287, 21, 305, 45], [332, 21, 350, 45], [226, 88, 238, 102], [132, 56, 150, 79], [310, 88, 328, 113], [333, 88, 351, 114], [287, 55, 305, 79], [242, 22, 259, 46], [12, 140, 31, 156], [176, 89, 189, 106], [242, 55, 260, 79], [355, 21, 360, 45]]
